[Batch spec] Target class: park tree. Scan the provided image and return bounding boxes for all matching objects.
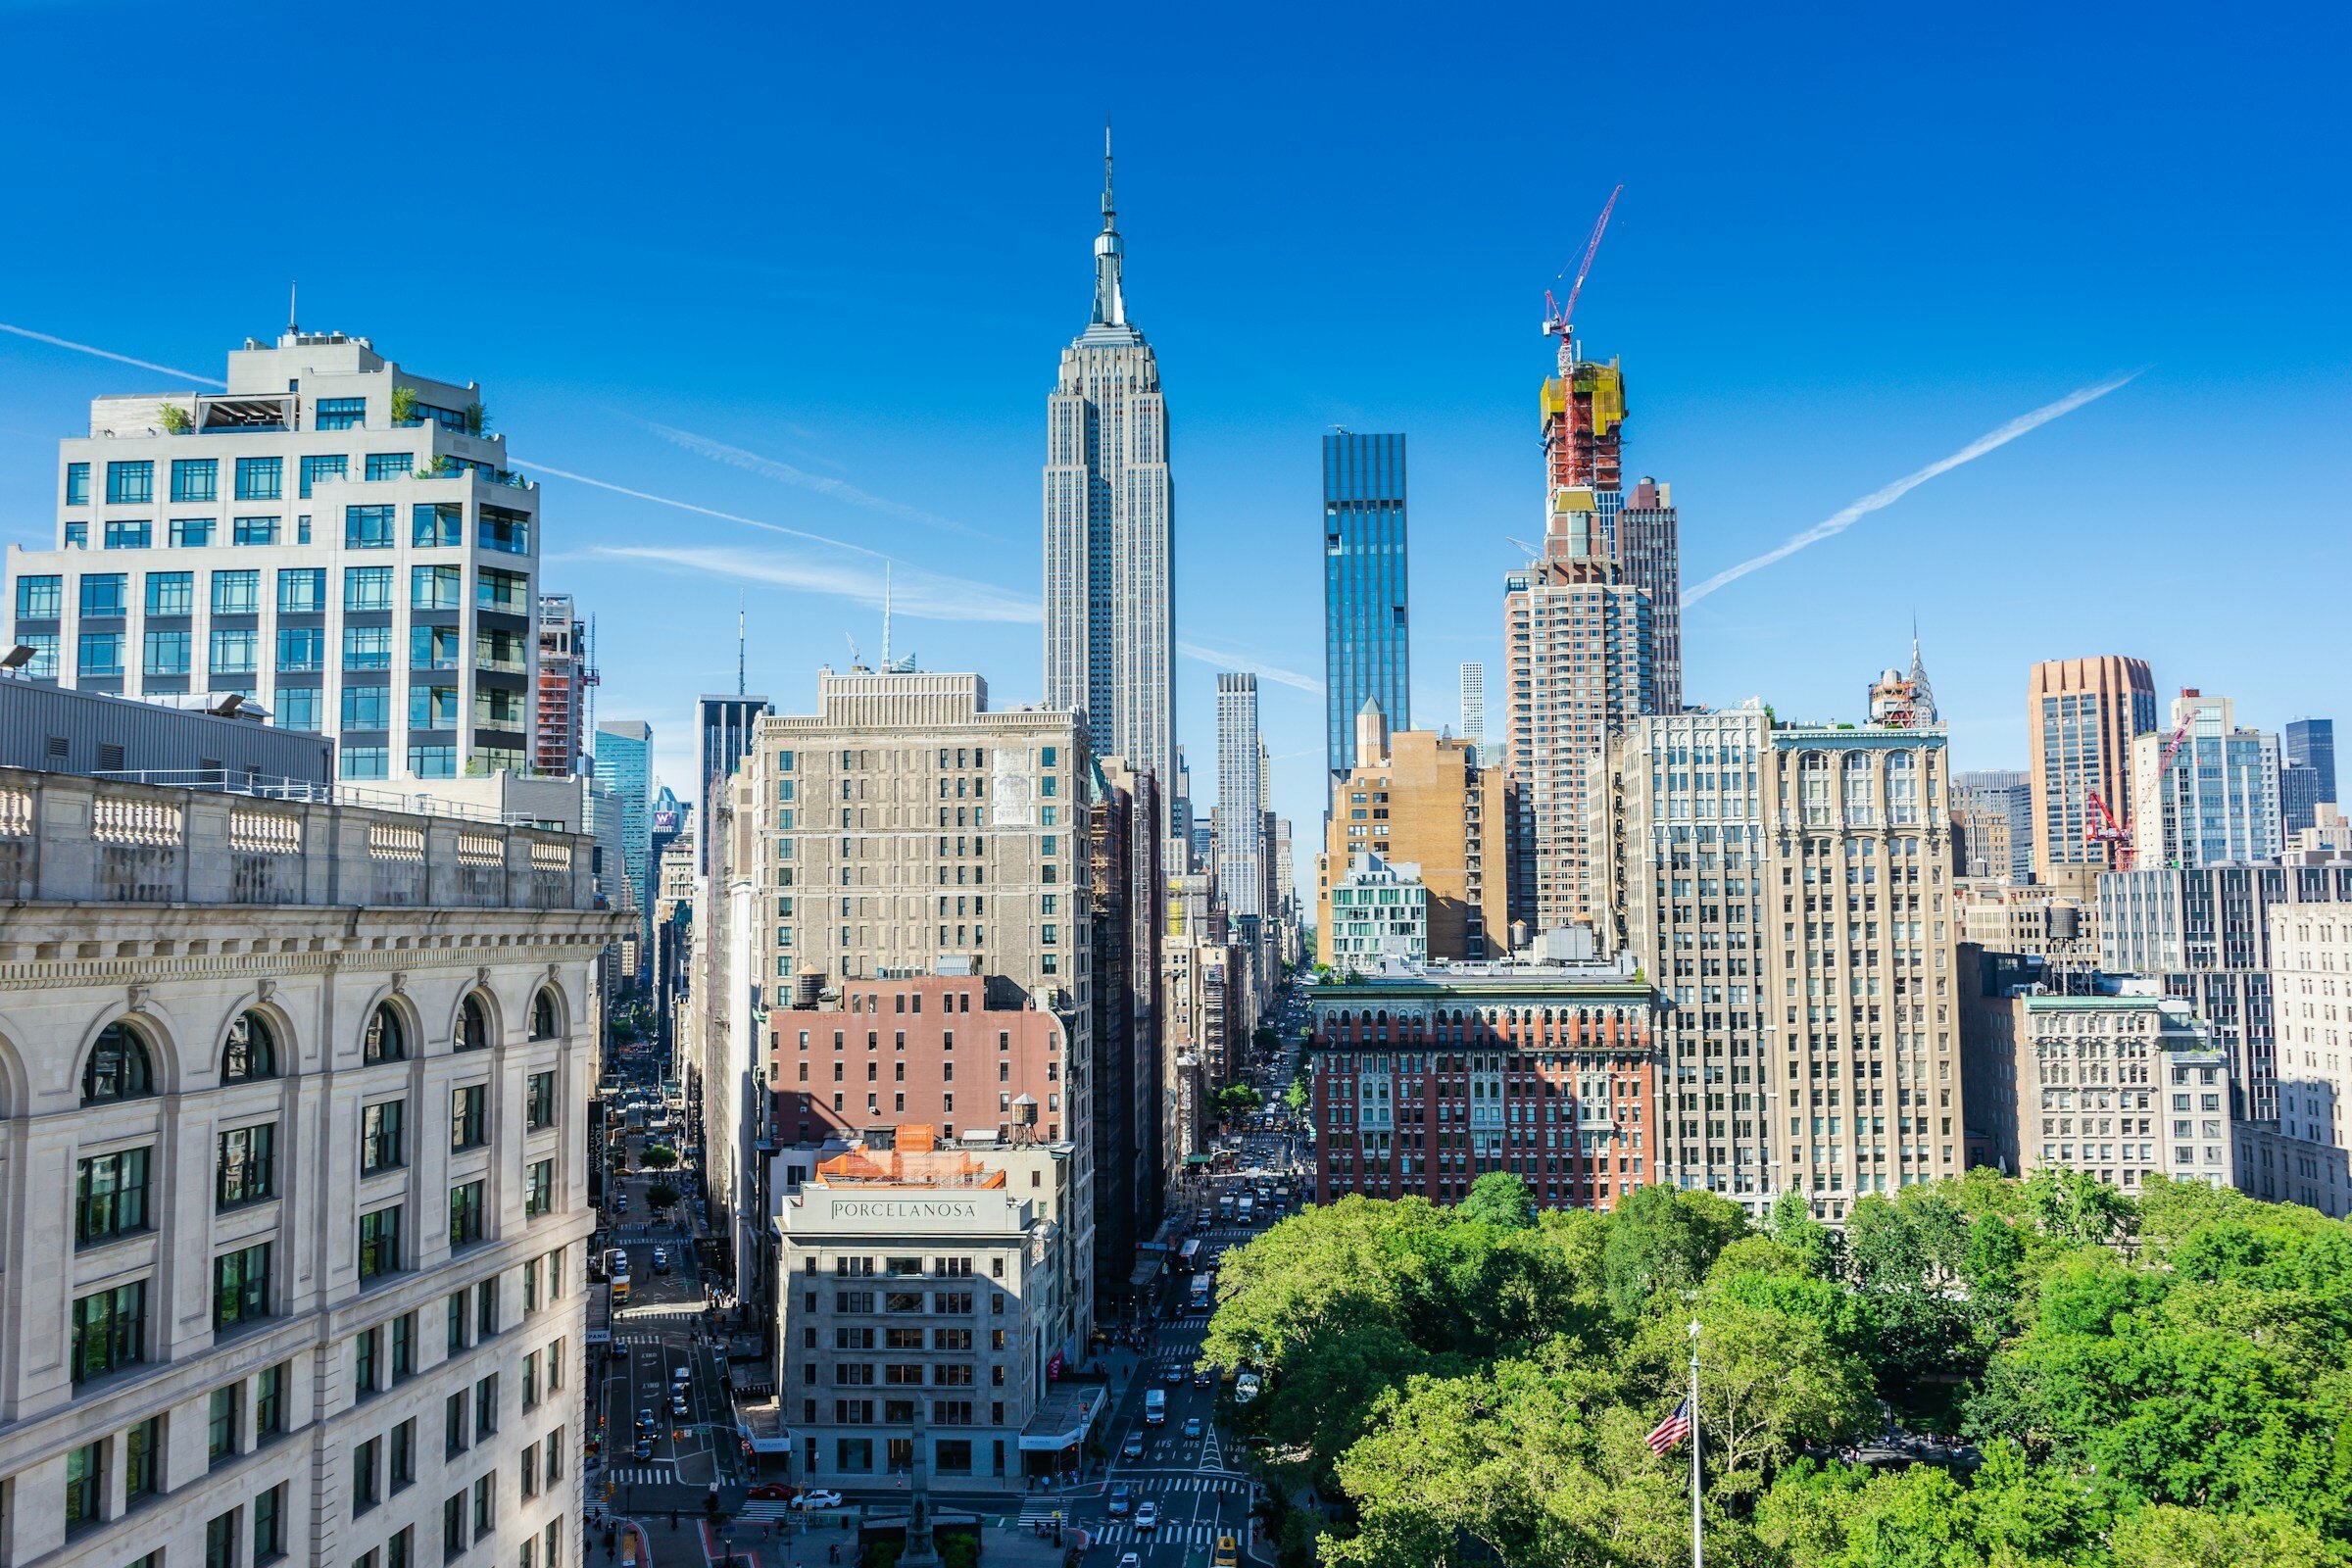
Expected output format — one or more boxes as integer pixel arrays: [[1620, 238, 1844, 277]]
[[1598, 1184, 1749, 1317], [1456, 1171, 1535, 1230], [641, 1145, 680, 1170]]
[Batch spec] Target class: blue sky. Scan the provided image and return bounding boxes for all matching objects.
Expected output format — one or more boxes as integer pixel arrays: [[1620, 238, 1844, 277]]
[[3, 2, 2346, 882]]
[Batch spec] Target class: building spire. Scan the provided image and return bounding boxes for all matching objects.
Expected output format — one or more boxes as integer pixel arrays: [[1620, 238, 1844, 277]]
[[1908, 615, 1937, 723], [1091, 122, 1126, 327]]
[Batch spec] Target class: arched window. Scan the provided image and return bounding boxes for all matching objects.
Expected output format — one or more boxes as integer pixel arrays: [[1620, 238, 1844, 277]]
[[456, 994, 490, 1053], [222, 1011, 277, 1082], [531, 990, 560, 1042], [364, 1004, 406, 1065], [83, 1022, 155, 1103]]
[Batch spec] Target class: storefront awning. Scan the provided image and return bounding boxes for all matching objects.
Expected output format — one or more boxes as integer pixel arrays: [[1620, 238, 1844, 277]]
[[1018, 1385, 1106, 1451]]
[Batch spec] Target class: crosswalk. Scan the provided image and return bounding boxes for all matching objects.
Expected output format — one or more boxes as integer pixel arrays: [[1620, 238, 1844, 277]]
[[597, 1463, 678, 1485], [1113, 1475, 1246, 1495], [734, 1500, 793, 1522], [1017, 1498, 1067, 1526], [612, 1331, 675, 1348], [618, 1300, 710, 1319], [1092, 1523, 1242, 1547]]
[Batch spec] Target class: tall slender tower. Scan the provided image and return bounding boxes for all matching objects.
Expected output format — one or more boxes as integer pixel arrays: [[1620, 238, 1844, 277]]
[[1459, 662, 1486, 765], [2027, 656, 2157, 879], [1044, 129, 1173, 801], [1322, 432, 1410, 776], [1217, 674, 1264, 920]]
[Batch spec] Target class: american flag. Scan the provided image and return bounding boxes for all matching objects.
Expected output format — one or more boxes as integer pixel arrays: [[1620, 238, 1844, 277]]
[[1645, 1397, 1692, 1456]]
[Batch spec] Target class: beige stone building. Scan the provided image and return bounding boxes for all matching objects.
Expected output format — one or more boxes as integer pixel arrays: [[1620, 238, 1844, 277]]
[[2246, 902, 2352, 1216], [1954, 870, 2099, 971], [2026, 656, 2156, 880], [1315, 705, 1509, 965], [2015, 992, 2230, 1194]]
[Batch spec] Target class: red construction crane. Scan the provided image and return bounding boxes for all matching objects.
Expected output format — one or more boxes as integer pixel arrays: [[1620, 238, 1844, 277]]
[[1544, 184, 1623, 366], [2083, 708, 2199, 871]]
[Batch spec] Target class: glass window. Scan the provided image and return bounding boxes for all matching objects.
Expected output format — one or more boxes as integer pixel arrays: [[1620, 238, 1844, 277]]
[[413, 503, 463, 547], [345, 624, 394, 670], [360, 1205, 403, 1281], [343, 684, 391, 728], [355, 1326, 381, 1398], [66, 1440, 105, 1530], [233, 515, 279, 546], [212, 568, 261, 614], [144, 628, 192, 676], [205, 1510, 236, 1568], [452, 1085, 487, 1149], [75, 1146, 152, 1244], [366, 1004, 407, 1063], [108, 460, 155, 505], [210, 627, 259, 676], [458, 994, 491, 1051], [214, 1242, 272, 1329], [234, 458, 282, 502], [526, 1159, 554, 1217], [254, 1361, 285, 1437], [353, 1434, 381, 1513], [64, 521, 87, 549], [276, 626, 325, 672], [342, 745, 389, 780], [172, 458, 218, 503], [254, 1483, 284, 1563], [477, 568, 528, 612], [316, 397, 367, 431], [218, 1123, 276, 1207], [104, 519, 151, 550], [209, 1385, 240, 1463], [17, 632, 58, 677], [412, 625, 461, 670], [473, 1372, 498, 1438], [393, 1311, 416, 1381], [479, 505, 531, 554], [278, 685, 321, 731], [16, 573, 62, 617], [299, 454, 347, 497], [412, 564, 462, 610], [362, 1101, 406, 1172], [82, 1022, 154, 1102], [450, 1181, 487, 1248], [170, 516, 216, 548], [527, 1070, 557, 1130], [125, 1415, 162, 1499], [391, 1418, 416, 1491], [477, 626, 525, 671], [78, 630, 125, 676], [79, 572, 127, 615], [276, 567, 325, 612], [66, 462, 90, 506], [145, 570, 193, 615], [530, 991, 560, 1041], [365, 453, 414, 481], [346, 505, 396, 548], [345, 566, 393, 611], [71, 1279, 147, 1382], [223, 1011, 277, 1080], [410, 745, 457, 778], [409, 687, 459, 729]]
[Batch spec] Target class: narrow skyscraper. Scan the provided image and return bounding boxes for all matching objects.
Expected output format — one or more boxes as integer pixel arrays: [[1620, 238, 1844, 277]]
[[1323, 432, 1409, 775], [1217, 673, 1264, 920], [1459, 662, 1486, 765], [1617, 476, 1683, 711], [1044, 132, 1173, 804], [2027, 656, 2157, 878]]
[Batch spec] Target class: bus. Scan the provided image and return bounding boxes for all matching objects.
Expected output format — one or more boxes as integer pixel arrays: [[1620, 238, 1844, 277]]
[[1144, 1388, 1166, 1426], [1177, 1239, 1202, 1273], [1188, 1272, 1212, 1310]]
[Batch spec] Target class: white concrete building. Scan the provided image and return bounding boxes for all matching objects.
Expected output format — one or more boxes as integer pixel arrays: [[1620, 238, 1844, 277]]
[[2242, 903, 2352, 1216], [1324, 854, 1427, 973], [4, 329, 541, 783], [0, 767, 619, 1568], [2015, 992, 2231, 1194], [2130, 689, 2283, 870]]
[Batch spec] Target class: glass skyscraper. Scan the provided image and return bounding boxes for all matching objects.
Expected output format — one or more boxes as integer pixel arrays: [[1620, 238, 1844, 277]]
[[1323, 432, 1409, 776]]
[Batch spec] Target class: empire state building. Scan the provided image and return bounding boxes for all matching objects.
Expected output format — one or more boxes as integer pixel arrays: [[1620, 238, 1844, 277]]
[[1044, 132, 1173, 805]]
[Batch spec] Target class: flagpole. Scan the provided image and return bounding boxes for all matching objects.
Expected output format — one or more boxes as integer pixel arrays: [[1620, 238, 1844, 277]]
[[1689, 1317, 1703, 1568]]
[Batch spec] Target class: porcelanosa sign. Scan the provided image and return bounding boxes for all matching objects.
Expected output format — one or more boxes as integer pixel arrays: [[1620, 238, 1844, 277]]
[[828, 1199, 984, 1222]]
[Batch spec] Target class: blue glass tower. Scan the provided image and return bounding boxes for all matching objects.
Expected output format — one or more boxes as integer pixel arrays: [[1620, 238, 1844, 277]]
[[1323, 432, 1409, 776]]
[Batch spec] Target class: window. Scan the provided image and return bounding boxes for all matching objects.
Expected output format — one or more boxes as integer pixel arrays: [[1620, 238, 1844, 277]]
[[230, 514, 279, 545], [67, 462, 90, 506], [66, 1440, 105, 1530], [447, 1292, 466, 1353], [360, 1205, 404, 1280], [171, 457, 217, 502], [476, 1277, 498, 1338], [218, 1122, 278, 1207], [207, 1509, 238, 1568], [256, 1362, 286, 1437], [366, 453, 414, 481], [215, 1242, 272, 1329], [411, 745, 457, 777], [213, 568, 261, 613], [317, 397, 368, 431], [458, 993, 492, 1051], [391, 1418, 416, 1492], [362, 1101, 406, 1172], [235, 458, 283, 502], [277, 566, 326, 612], [144, 570, 193, 615], [82, 1022, 155, 1103], [412, 564, 462, 610], [219, 1011, 278, 1082], [452, 1085, 488, 1149], [413, 503, 463, 547], [109, 460, 155, 505], [279, 685, 321, 731], [18, 632, 57, 676], [443, 1492, 466, 1561], [354, 1435, 382, 1513], [72, 1280, 147, 1382], [78, 630, 125, 675], [300, 454, 348, 497], [65, 521, 86, 549], [390, 1529, 416, 1568], [104, 519, 151, 550], [473, 1373, 499, 1439], [345, 504, 396, 548], [15, 573, 61, 617], [81, 572, 128, 616], [254, 1484, 285, 1563], [355, 1326, 382, 1398], [471, 1475, 494, 1538], [143, 629, 191, 676], [345, 566, 394, 611], [450, 1181, 487, 1248], [479, 505, 531, 554], [526, 1071, 557, 1130], [277, 626, 325, 672], [445, 1393, 468, 1457], [76, 1146, 152, 1244], [342, 746, 390, 780], [210, 627, 259, 675], [209, 1385, 241, 1463], [365, 1004, 407, 1063], [393, 1310, 417, 1381], [477, 567, 527, 612], [170, 516, 215, 548], [526, 1159, 554, 1218], [412, 625, 461, 670]]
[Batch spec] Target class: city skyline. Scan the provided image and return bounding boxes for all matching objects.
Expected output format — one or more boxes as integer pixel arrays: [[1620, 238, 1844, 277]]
[[1, 7, 2345, 899]]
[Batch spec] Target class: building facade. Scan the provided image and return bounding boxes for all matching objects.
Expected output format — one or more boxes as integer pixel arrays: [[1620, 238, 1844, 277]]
[[1952, 768, 2033, 884], [2245, 902, 2352, 1217], [1458, 662, 1485, 767], [1042, 142, 1173, 805], [2014, 993, 2230, 1193], [4, 331, 541, 783], [1614, 477, 1682, 715], [1304, 960, 1658, 1210], [695, 695, 773, 874], [1086, 759, 1161, 1299], [532, 595, 591, 779], [2130, 690, 2282, 869], [1321, 433, 1409, 777], [1316, 710, 1509, 966], [2027, 656, 2157, 879], [594, 721, 652, 965], [2284, 718, 2336, 818], [0, 765, 615, 1568], [1324, 854, 1428, 972], [1214, 675, 1263, 923]]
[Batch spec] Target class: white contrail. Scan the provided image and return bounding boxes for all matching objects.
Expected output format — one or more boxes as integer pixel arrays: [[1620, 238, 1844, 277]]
[[1177, 639, 1325, 695], [1681, 370, 2142, 608], [0, 321, 225, 385], [509, 460, 890, 560], [645, 420, 990, 538], [591, 544, 1042, 625]]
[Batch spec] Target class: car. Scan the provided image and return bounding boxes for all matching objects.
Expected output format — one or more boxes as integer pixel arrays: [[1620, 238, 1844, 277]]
[[792, 1490, 844, 1511], [1163, 1365, 1186, 1385], [744, 1484, 794, 1501], [635, 1408, 657, 1432], [1120, 1433, 1145, 1460], [1183, 1416, 1204, 1439], [632, 1438, 654, 1459], [652, 1248, 669, 1272], [672, 1367, 691, 1388], [1120, 1555, 1142, 1568], [1194, 1366, 1214, 1387], [1107, 1484, 1132, 1516], [1135, 1502, 1159, 1531], [670, 1393, 689, 1417]]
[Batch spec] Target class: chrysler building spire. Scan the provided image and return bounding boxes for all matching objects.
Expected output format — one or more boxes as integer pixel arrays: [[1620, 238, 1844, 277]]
[[1092, 122, 1126, 328]]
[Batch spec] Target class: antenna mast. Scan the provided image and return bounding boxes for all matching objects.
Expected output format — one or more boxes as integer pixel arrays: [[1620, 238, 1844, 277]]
[[736, 594, 746, 697]]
